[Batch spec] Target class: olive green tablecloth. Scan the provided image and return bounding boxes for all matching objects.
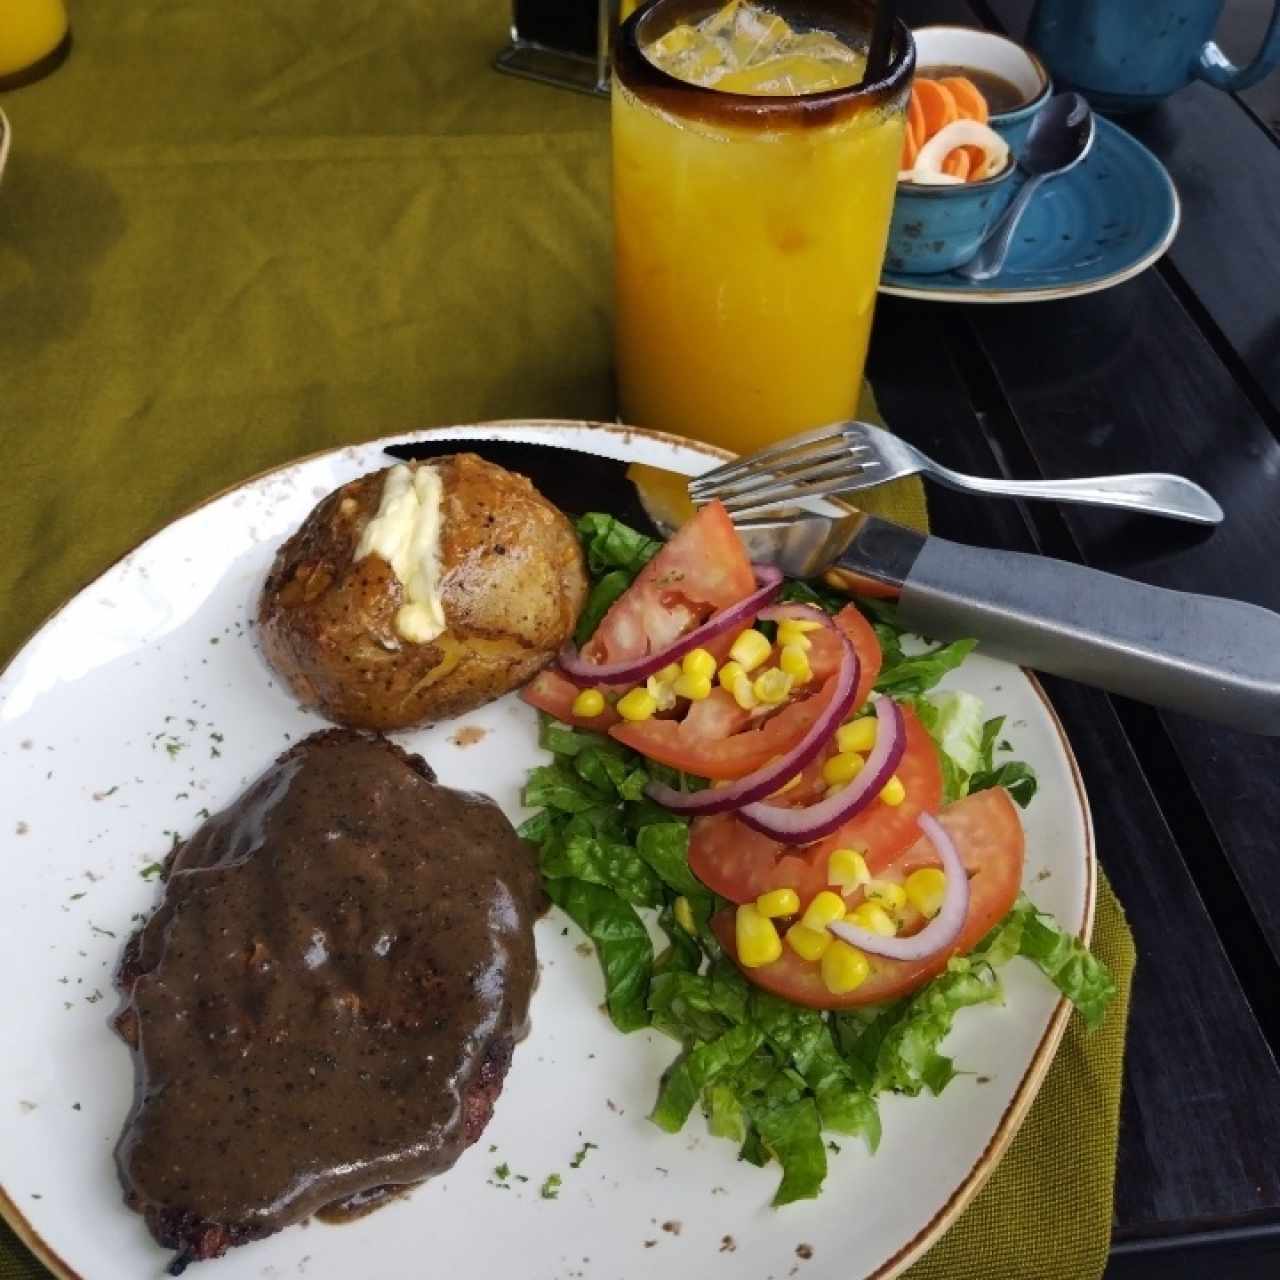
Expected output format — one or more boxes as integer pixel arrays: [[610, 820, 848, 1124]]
[[0, 3, 1134, 1276]]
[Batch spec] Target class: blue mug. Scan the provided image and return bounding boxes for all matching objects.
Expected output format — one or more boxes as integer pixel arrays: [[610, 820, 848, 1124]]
[[1028, 0, 1280, 112]]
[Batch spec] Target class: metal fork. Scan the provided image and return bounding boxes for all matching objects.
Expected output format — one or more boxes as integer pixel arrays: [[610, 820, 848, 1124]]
[[688, 420, 1224, 525]]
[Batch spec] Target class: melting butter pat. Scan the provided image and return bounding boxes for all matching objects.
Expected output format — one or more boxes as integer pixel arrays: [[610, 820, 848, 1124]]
[[355, 464, 447, 644]]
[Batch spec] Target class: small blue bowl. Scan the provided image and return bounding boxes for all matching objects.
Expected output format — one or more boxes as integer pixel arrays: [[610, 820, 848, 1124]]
[[913, 25, 1052, 157], [886, 159, 1017, 276]]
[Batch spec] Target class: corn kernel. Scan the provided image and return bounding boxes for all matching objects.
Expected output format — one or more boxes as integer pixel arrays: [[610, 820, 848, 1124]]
[[730, 673, 758, 710], [779, 617, 823, 635], [785, 922, 831, 962], [828, 847, 870, 890], [837, 716, 878, 755], [821, 940, 871, 995], [777, 621, 815, 651], [864, 879, 908, 912], [571, 688, 605, 718], [729, 628, 772, 672], [756, 888, 801, 919], [822, 751, 865, 787], [617, 687, 657, 721], [646, 674, 677, 711], [718, 660, 746, 690], [672, 670, 712, 701], [779, 643, 813, 683], [656, 662, 681, 684], [673, 895, 696, 934], [879, 774, 906, 806], [846, 901, 898, 937], [753, 668, 793, 705], [681, 647, 717, 680], [735, 903, 782, 968], [800, 890, 847, 932], [905, 868, 947, 919]]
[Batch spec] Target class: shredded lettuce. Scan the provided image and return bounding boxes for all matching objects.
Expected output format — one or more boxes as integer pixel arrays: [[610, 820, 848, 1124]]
[[753, 1099, 828, 1205], [979, 897, 1117, 1028], [542, 877, 653, 1033], [875, 637, 977, 698], [849, 958, 1005, 1097], [521, 516, 1113, 1205], [575, 512, 662, 577], [651, 1023, 765, 1133], [574, 568, 632, 647]]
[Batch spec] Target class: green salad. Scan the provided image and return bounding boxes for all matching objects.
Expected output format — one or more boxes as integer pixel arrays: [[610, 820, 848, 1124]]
[[519, 513, 1116, 1204]]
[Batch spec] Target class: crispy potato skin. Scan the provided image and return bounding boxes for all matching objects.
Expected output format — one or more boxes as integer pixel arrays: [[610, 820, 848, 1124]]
[[258, 454, 587, 729]]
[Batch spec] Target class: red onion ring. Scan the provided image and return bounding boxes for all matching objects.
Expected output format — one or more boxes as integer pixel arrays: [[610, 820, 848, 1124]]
[[646, 603, 860, 817], [737, 695, 905, 845], [826, 812, 970, 960], [555, 564, 784, 687]]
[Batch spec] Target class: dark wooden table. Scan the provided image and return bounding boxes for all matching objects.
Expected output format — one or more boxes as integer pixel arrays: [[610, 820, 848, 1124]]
[[872, 3, 1280, 1276]]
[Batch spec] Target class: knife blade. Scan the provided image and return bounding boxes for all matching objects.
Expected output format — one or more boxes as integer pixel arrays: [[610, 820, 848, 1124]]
[[385, 437, 1280, 734]]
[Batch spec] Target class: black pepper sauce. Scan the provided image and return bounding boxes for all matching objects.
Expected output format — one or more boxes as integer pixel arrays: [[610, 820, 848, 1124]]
[[114, 731, 542, 1236]]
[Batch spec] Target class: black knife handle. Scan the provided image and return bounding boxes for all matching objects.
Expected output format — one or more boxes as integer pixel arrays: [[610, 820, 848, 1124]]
[[896, 536, 1280, 735]]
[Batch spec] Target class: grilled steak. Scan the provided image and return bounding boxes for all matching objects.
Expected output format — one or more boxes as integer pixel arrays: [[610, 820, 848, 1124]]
[[114, 730, 542, 1269]]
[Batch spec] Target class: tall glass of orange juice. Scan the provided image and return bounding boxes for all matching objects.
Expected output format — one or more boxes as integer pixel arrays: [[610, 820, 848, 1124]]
[[612, 0, 914, 453]]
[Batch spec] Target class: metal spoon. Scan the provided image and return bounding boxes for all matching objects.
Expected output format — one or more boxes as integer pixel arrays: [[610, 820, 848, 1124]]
[[958, 93, 1096, 283]]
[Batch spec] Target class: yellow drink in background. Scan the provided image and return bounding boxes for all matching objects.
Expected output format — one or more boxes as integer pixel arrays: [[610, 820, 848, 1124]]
[[612, 0, 911, 454], [0, 0, 69, 80]]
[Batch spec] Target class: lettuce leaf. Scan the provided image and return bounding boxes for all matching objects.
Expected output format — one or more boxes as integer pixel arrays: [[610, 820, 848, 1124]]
[[856, 958, 1005, 1097], [635, 823, 704, 899], [540, 832, 663, 908], [544, 877, 653, 1033], [575, 512, 662, 576], [574, 568, 632, 647], [753, 1098, 828, 1205], [875, 638, 977, 698], [522, 762, 607, 814], [982, 897, 1117, 1028], [651, 1023, 765, 1133], [969, 759, 1039, 808], [747, 992, 880, 1148], [705, 1081, 747, 1142]]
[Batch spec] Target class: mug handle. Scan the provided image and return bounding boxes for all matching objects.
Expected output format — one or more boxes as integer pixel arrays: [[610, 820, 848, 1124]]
[[1195, 2, 1280, 91]]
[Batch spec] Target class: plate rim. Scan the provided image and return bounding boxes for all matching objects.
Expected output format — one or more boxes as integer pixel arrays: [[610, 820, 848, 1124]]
[[878, 115, 1181, 304], [0, 420, 1097, 1280]]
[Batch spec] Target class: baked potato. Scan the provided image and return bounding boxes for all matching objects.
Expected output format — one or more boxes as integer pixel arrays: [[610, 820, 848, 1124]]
[[258, 453, 588, 730]]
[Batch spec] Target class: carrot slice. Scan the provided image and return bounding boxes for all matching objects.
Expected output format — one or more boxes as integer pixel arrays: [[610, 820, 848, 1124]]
[[901, 122, 920, 169], [942, 147, 971, 180], [940, 76, 989, 124], [914, 78, 958, 138], [963, 143, 986, 174], [907, 87, 926, 150]]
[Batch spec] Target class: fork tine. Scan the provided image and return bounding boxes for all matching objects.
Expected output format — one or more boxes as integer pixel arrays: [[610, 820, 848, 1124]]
[[712, 455, 869, 509], [699, 441, 868, 501], [720, 461, 882, 516], [688, 421, 851, 492]]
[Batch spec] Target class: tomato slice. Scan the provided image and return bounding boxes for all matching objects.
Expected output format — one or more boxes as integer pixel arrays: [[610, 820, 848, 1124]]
[[581, 500, 756, 665], [608, 606, 882, 780], [711, 788, 1026, 1009], [687, 706, 943, 902], [521, 668, 620, 730]]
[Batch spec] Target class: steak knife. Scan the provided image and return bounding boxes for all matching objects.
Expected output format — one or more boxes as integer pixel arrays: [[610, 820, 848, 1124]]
[[386, 436, 1280, 735]]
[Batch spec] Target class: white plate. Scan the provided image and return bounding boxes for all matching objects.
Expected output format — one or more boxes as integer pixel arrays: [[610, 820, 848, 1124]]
[[0, 421, 1094, 1280]]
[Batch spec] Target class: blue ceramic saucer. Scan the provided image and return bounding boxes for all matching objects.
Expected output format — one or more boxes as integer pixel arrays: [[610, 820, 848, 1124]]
[[879, 117, 1179, 303]]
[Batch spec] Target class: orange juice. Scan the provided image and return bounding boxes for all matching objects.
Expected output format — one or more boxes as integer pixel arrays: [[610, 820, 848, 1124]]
[[0, 0, 68, 80], [612, 0, 913, 453]]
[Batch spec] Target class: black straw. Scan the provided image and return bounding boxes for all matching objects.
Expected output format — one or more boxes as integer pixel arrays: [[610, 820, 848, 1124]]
[[863, 0, 897, 84]]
